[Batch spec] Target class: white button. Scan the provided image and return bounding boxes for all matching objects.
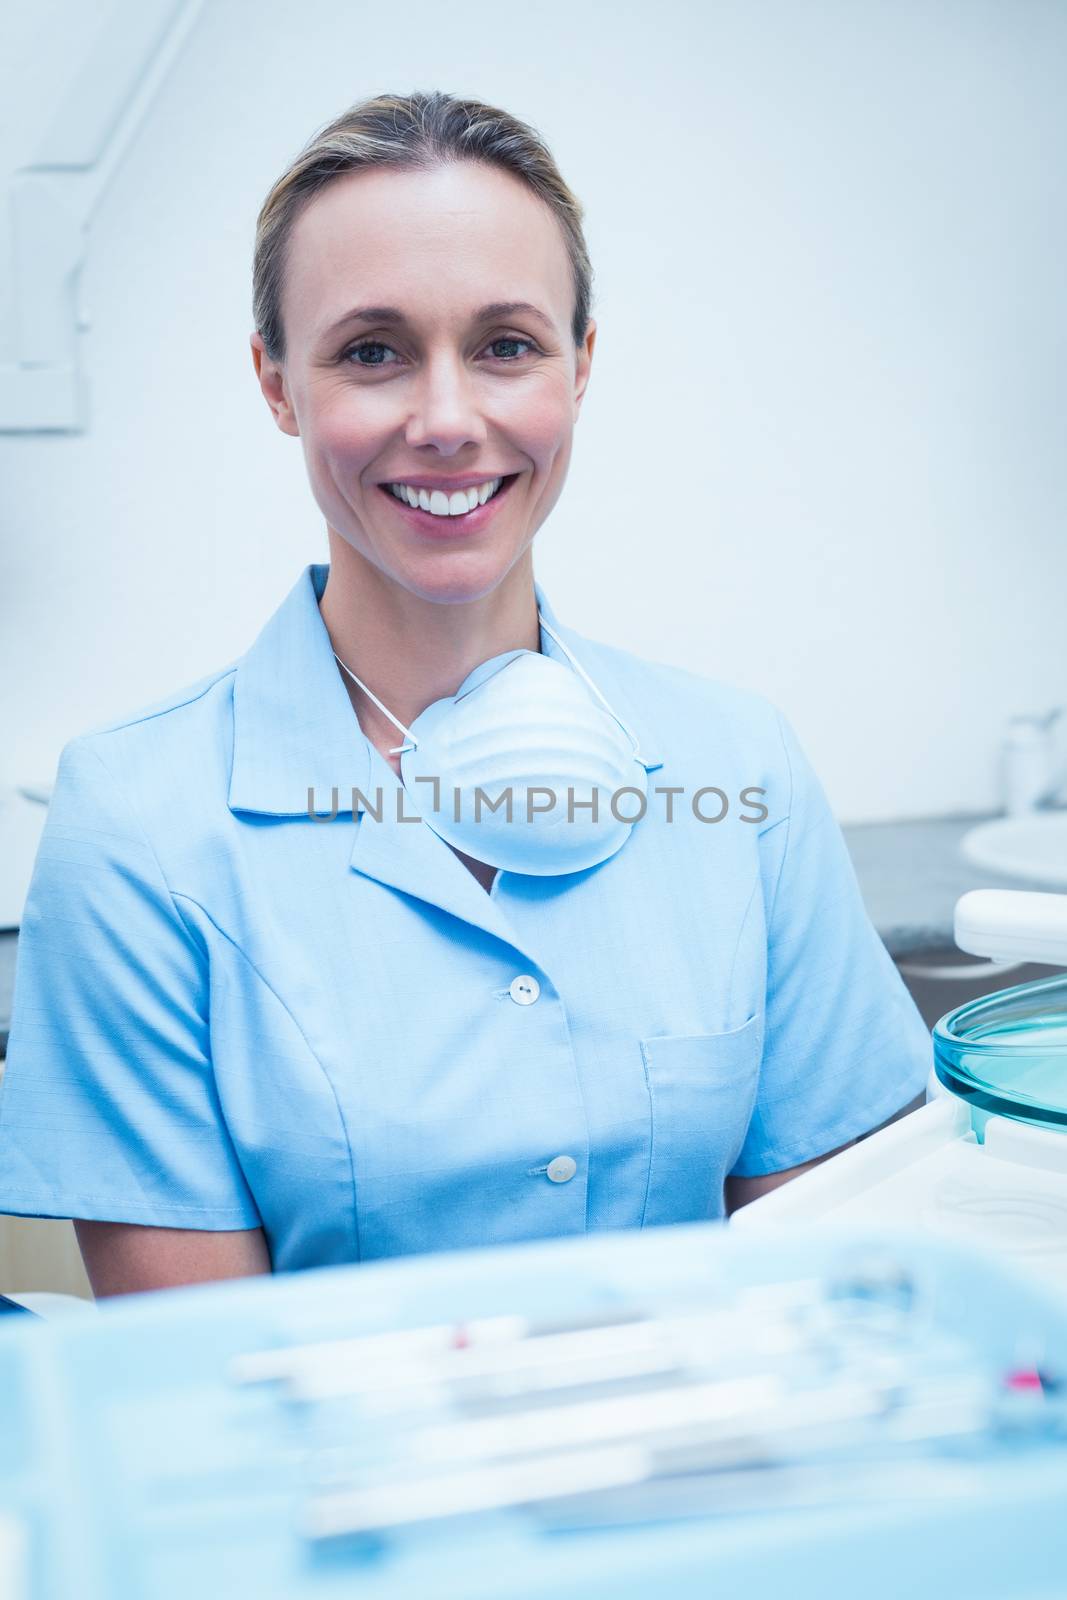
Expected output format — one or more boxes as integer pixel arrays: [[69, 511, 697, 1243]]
[[509, 974, 540, 1005], [546, 1155, 577, 1184]]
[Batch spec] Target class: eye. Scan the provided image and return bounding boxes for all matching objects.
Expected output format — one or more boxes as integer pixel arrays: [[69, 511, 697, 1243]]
[[342, 339, 400, 367], [339, 333, 541, 369], [486, 335, 539, 362]]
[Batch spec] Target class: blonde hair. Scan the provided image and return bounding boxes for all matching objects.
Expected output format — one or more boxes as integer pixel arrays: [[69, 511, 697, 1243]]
[[253, 90, 594, 363]]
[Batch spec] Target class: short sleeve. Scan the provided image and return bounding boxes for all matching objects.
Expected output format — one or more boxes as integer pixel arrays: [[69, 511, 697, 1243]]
[[0, 737, 261, 1228], [730, 709, 932, 1177]]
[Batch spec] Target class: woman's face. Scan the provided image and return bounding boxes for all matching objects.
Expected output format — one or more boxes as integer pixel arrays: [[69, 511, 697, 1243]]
[[252, 161, 595, 605]]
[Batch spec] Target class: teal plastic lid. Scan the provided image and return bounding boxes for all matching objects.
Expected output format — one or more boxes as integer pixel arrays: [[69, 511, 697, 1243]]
[[933, 972, 1067, 1130]]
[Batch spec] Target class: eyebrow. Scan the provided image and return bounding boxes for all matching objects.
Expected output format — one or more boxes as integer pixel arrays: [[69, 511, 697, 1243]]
[[321, 300, 557, 340]]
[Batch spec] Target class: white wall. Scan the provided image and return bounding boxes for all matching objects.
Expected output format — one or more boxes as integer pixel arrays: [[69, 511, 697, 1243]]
[[2, 0, 1065, 823]]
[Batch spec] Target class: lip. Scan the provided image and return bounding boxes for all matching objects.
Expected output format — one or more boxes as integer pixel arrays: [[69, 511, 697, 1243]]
[[377, 472, 521, 538], [377, 471, 516, 491]]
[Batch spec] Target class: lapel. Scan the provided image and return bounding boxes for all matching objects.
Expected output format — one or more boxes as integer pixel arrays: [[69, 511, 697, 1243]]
[[228, 562, 371, 817], [228, 564, 662, 956], [345, 737, 531, 952]]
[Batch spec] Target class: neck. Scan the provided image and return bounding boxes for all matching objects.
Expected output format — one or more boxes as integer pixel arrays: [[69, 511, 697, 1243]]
[[318, 533, 541, 757]]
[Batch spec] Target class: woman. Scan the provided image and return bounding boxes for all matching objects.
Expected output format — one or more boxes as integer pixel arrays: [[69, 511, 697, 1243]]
[[0, 92, 931, 1298]]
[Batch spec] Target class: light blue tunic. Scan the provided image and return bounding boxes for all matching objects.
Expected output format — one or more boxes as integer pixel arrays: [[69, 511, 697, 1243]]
[[0, 564, 931, 1271]]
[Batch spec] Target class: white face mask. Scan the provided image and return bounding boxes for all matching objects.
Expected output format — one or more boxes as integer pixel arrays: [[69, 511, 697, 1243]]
[[333, 612, 657, 876]]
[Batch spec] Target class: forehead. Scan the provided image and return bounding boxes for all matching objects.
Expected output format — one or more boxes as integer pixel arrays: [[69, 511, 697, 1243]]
[[284, 162, 573, 345]]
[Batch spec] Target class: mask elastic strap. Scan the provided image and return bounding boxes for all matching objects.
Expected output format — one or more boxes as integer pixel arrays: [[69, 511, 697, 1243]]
[[537, 612, 657, 773], [332, 653, 417, 757], [335, 615, 656, 768]]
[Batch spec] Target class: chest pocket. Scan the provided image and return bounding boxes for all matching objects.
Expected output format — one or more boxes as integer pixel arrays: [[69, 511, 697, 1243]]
[[639, 1013, 763, 1228]]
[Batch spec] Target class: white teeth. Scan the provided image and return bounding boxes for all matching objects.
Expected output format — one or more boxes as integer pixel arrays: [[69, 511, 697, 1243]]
[[388, 476, 503, 516]]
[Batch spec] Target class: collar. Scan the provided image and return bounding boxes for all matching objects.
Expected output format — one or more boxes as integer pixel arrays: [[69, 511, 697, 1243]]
[[228, 563, 660, 817]]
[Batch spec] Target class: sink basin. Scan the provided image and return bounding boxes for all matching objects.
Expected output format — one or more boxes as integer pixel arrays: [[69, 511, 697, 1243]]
[[960, 812, 1067, 889]]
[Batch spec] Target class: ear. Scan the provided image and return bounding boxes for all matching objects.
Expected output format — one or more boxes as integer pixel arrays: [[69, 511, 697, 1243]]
[[250, 332, 300, 437], [573, 319, 597, 418]]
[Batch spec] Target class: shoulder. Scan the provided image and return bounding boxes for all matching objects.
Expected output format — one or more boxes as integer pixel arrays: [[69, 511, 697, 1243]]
[[77, 659, 239, 743], [565, 625, 793, 774], [50, 661, 239, 836]]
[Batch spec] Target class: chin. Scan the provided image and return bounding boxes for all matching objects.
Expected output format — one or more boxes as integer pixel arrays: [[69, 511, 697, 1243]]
[[395, 548, 529, 608], [328, 522, 528, 607]]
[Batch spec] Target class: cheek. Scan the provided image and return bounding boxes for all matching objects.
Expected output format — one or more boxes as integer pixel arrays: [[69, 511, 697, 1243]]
[[501, 383, 575, 467], [311, 394, 386, 469]]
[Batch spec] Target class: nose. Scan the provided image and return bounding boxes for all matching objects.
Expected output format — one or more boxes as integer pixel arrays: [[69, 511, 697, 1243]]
[[402, 351, 487, 456]]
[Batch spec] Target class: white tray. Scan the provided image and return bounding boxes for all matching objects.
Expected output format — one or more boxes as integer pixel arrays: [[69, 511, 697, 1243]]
[[732, 1083, 1067, 1299]]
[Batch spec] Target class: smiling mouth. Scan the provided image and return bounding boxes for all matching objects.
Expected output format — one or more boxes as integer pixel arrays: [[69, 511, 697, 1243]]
[[377, 472, 520, 519]]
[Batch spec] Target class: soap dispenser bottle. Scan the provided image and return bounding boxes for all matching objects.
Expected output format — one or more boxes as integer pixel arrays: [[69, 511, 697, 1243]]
[[1003, 709, 1063, 817]]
